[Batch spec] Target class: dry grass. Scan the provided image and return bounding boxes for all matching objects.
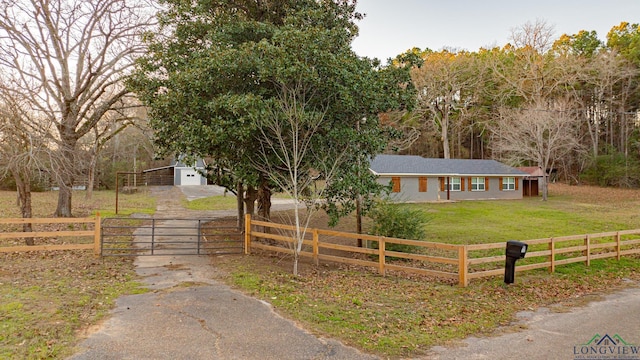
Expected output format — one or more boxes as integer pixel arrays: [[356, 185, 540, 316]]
[[0, 189, 151, 359], [550, 182, 640, 204], [0, 188, 156, 219]]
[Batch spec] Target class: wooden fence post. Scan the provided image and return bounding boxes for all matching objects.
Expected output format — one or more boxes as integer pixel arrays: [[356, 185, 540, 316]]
[[313, 229, 319, 266], [616, 232, 621, 261], [378, 237, 386, 276], [244, 214, 251, 255], [549, 237, 555, 273], [458, 245, 468, 287], [585, 234, 591, 267], [94, 213, 101, 257]]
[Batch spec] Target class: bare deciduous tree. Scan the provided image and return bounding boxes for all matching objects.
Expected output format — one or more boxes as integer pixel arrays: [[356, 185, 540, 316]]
[[491, 100, 585, 200], [494, 21, 564, 105], [0, 90, 51, 244], [81, 97, 148, 199], [0, 0, 155, 216], [253, 80, 350, 276], [510, 19, 556, 53]]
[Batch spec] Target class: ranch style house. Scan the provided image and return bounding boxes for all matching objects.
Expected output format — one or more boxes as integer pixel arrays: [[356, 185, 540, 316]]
[[370, 154, 530, 202]]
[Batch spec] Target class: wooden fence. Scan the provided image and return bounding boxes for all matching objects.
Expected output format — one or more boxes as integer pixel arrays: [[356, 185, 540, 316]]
[[243, 214, 640, 286], [0, 215, 101, 256]]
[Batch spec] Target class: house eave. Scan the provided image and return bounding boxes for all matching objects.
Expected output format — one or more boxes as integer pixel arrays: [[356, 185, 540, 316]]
[[374, 173, 528, 177], [143, 165, 174, 173], [144, 164, 205, 173]]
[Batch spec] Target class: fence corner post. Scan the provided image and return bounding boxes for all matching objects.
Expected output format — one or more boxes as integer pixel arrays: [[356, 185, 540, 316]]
[[458, 245, 468, 287], [244, 213, 251, 255], [94, 212, 101, 257]]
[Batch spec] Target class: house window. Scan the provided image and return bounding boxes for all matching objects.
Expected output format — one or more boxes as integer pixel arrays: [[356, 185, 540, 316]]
[[471, 177, 485, 191], [449, 177, 461, 191], [502, 177, 515, 191], [391, 177, 401, 193], [419, 177, 427, 192]]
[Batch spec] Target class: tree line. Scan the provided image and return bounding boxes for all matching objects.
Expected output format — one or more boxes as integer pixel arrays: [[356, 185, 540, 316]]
[[400, 20, 640, 197], [0, 1, 638, 245]]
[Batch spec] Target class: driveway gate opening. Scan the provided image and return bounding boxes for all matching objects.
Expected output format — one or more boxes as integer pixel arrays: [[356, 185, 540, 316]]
[[101, 217, 243, 256]]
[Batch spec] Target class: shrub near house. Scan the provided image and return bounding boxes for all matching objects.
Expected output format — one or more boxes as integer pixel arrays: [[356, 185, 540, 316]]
[[368, 200, 430, 253]]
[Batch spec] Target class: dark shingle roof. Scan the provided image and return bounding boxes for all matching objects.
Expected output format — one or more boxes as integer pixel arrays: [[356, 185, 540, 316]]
[[369, 155, 528, 176], [171, 155, 206, 168]]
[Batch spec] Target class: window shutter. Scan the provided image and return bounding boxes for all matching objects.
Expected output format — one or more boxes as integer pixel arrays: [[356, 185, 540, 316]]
[[515, 178, 519, 191], [461, 177, 465, 191], [499, 177, 503, 191], [468, 177, 472, 191], [485, 177, 489, 191], [439, 177, 444, 191], [419, 177, 427, 192], [391, 177, 401, 192]]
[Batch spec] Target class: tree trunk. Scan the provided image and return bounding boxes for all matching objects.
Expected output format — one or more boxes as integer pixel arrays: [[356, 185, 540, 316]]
[[442, 134, 450, 158], [441, 111, 450, 159], [54, 135, 77, 217], [257, 178, 272, 244], [236, 181, 245, 230], [244, 185, 257, 218], [55, 177, 74, 217], [257, 178, 272, 221], [12, 168, 33, 245], [86, 149, 97, 200], [356, 195, 362, 247], [536, 157, 549, 201], [542, 174, 549, 201]]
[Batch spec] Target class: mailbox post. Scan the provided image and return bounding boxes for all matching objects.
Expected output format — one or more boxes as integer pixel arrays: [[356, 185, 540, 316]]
[[504, 240, 528, 284]]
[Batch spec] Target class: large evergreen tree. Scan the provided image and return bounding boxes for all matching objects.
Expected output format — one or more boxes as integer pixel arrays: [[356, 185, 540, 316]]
[[130, 0, 413, 225]]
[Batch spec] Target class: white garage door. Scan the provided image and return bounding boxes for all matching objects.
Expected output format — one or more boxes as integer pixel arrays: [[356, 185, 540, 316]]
[[180, 170, 201, 185]]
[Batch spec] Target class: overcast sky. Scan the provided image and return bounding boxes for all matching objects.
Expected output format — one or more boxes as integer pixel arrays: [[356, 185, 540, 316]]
[[351, 0, 640, 61]]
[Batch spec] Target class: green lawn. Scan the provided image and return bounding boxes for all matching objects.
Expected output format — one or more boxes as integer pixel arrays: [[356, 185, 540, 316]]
[[182, 194, 238, 211], [411, 194, 639, 245]]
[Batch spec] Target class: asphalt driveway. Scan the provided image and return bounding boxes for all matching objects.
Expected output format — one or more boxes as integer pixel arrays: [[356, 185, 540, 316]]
[[70, 186, 375, 360]]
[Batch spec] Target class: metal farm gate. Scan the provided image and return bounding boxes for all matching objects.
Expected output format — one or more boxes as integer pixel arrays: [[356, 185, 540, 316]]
[[101, 217, 243, 257]]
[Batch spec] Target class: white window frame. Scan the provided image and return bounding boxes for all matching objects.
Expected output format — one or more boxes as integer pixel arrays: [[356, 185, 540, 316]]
[[448, 177, 461, 191], [503, 177, 515, 191], [471, 177, 485, 191]]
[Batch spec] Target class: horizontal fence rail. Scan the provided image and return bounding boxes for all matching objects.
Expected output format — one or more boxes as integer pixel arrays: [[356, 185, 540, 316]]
[[244, 215, 640, 287], [0, 215, 101, 255], [464, 230, 640, 283]]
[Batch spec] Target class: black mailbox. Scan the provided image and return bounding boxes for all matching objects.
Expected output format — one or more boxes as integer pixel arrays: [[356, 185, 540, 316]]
[[506, 240, 528, 259], [504, 240, 528, 284]]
